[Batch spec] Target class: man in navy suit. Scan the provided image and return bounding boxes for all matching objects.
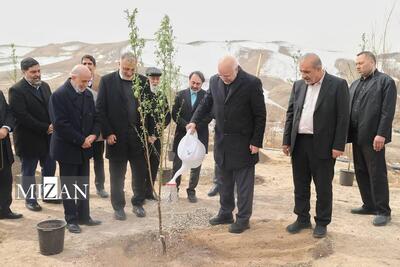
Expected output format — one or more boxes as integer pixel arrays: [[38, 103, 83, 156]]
[[49, 65, 101, 233]]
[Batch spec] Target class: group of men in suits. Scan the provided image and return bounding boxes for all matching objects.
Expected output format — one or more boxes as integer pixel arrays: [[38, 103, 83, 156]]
[[283, 52, 397, 238], [0, 50, 396, 238]]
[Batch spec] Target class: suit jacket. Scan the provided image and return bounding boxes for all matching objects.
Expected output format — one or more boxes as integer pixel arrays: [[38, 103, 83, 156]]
[[347, 70, 397, 145], [192, 67, 266, 170], [8, 78, 52, 158], [283, 72, 350, 159], [172, 88, 212, 153], [48, 79, 100, 164], [96, 71, 149, 160], [0, 91, 15, 166]]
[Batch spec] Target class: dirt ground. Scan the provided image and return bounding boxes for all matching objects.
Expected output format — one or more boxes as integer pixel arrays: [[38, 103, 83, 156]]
[[1, 149, 400, 267]]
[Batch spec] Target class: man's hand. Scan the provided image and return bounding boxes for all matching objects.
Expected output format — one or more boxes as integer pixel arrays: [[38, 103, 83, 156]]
[[47, 124, 53, 135], [332, 149, 344, 159], [373, 135, 385, 152], [186, 123, 197, 134], [86, 134, 97, 145], [249, 145, 259, 154], [282, 145, 291, 156], [81, 139, 91, 149], [107, 134, 117, 145], [148, 136, 157, 144], [0, 127, 9, 140]]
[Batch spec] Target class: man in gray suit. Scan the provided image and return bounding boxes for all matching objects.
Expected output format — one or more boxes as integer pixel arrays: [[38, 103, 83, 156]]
[[348, 51, 397, 226], [283, 53, 350, 238]]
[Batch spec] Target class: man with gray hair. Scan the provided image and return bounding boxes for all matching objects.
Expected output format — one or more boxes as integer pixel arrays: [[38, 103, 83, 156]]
[[348, 51, 397, 226], [49, 64, 101, 233], [188, 56, 266, 233], [282, 53, 350, 238], [97, 52, 150, 220]]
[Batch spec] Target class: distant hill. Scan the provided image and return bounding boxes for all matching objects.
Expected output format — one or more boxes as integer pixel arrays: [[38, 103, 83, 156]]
[[0, 40, 399, 129]]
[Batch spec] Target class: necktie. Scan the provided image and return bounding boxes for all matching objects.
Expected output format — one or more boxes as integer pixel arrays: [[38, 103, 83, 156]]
[[191, 92, 197, 107]]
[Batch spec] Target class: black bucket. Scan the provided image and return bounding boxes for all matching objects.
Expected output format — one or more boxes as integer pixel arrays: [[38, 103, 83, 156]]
[[37, 219, 67, 255], [339, 169, 355, 186]]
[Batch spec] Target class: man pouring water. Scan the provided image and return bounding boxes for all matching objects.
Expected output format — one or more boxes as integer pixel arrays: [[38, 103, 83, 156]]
[[187, 56, 266, 234]]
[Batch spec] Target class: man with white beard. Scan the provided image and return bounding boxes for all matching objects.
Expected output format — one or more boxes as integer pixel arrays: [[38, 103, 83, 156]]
[[144, 67, 170, 200]]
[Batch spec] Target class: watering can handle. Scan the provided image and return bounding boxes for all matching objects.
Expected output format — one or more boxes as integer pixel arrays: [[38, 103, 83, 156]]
[[186, 130, 198, 139]]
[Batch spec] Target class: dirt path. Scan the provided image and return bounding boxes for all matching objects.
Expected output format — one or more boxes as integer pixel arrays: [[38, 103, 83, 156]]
[[1, 150, 399, 266]]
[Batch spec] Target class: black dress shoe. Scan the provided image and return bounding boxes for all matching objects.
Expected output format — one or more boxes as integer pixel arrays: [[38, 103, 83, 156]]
[[0, 212, 23, 220], [25, 202, 42, 212], [229, 222, 250, 234], [79, 218, 102, 226], [42, 199, 62, 204], [67, 223, 81, 234], [313, 225, 327, 238], [187, 190, 198, 203], [286, 221, 312, 234], [114, 209, 126, 221], [373, 215, 391, 226], [351, 206, 377, 215], [132, 205, 146, 218], [209, 215, 234, 225], [207, 185, 219, 197]]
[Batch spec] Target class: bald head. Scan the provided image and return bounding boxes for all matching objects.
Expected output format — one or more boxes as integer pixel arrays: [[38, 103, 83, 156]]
[[218, 55, 239, 84], [299, 53, 324, 85], [70, 64, 92, 91]]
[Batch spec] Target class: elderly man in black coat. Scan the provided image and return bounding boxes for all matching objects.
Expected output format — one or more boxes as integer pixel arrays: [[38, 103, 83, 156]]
[[0, 91, 22, 220], [171, 71, 212, 203], [97, 52, 150, 220], [144, 67, 171, 201], [49, 64, 101, 233], [188, 56, 266, 233], [348, 51, 397, 227]]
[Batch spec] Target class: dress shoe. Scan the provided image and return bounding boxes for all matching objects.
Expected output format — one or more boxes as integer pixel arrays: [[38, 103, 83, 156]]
[[373, 215, 391, 226], [114, 209, 126, 221], [96, 189, 109, 198], [207, 184, 219, 197], [286, 221, 312, 234], [0, 212, 23, 220], [25, 202, 42, 212], [229, 221, 250, 234], [313, 225, 327, 238], [132, 205, 146, 218], [351, 206, 376, 215], [67, 223, 81, 234], [209, 215, 234, 225], [187, 190, 197, 203], [79, 218, 102, 226]]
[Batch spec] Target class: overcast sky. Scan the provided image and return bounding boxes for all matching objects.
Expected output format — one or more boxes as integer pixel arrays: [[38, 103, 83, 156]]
[[1, 0, 399, 54]]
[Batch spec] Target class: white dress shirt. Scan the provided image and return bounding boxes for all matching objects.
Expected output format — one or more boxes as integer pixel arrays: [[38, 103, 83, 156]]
[[298, 72, 325, 134]]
